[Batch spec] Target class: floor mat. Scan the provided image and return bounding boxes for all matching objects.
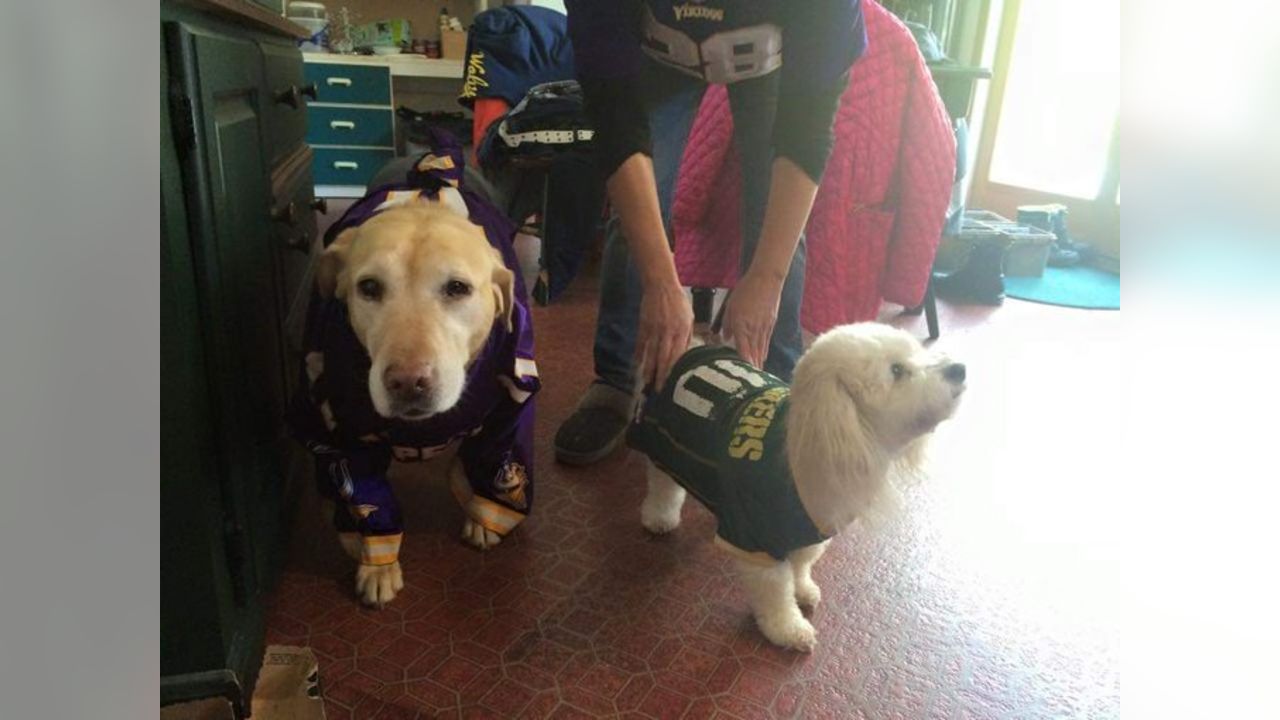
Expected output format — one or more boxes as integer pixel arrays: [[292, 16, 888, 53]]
[[1004, 265, 1120, 309]]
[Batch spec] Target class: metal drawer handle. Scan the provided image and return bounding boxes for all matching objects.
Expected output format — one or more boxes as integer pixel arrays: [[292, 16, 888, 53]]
[[325, 77, 352, 87], [329, 120, 356, 130], [333, 161, 359, 170]]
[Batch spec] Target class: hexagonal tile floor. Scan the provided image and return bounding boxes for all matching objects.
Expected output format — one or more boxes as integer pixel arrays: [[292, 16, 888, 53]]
[[265, 273, 1121, 719]]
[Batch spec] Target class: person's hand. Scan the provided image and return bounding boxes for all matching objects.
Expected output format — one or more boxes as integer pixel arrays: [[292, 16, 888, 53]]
[[635, 277, 694, 390], [721, 269, 785, 370]]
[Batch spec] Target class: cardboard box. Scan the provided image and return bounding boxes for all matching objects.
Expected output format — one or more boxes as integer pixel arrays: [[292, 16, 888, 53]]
[[250, 646, 326, 720], [160, 647, 325, 720], [441, 29, 466, 60], [161, 698, 235, 720]]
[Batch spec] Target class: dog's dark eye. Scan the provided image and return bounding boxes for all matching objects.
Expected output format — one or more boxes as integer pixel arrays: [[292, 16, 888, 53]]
[[357, 278, 384, 302], [890, 363, 907, 380], [445, 279, 471, 298]]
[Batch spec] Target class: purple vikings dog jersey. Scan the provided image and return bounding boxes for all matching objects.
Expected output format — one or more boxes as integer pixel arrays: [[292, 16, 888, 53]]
[[628, 346, 829, 565], [287, 132, 539, 566]]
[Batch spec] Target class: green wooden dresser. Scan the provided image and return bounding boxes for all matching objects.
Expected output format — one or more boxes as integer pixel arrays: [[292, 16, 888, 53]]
[[160, 1, 316, 716], [303, 57, 397, 197]]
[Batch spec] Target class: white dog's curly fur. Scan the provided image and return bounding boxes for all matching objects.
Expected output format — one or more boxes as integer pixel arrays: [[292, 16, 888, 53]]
[[640, 322, 966, 651]]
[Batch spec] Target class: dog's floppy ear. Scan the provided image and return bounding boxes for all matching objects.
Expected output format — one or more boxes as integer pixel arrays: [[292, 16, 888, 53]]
[[786, 365, 892, 533], [317, 228, 358, 299], [489, 246, 515, 332]]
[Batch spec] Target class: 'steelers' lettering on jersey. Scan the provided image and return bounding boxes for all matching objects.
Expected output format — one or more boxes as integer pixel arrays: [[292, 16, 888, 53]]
[[727, 386, 785, 460]]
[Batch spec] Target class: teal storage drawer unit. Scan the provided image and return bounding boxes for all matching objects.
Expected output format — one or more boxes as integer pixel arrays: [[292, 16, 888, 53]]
[[306, 106, 394, 148], [305, 58, 396, 197], [303, 62, 391, 105], [312, 147, 396, 187]]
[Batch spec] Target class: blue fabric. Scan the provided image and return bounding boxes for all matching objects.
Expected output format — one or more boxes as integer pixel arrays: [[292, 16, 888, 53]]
[[593, 63, 806, 392], [459, 6, 575, 108], [542, 153, 604, 301], [477, 153, 606, 305], [476, 79, 605, 304]]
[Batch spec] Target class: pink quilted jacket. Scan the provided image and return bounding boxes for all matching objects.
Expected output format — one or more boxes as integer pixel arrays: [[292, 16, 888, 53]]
[[672, 0, 955, 333]]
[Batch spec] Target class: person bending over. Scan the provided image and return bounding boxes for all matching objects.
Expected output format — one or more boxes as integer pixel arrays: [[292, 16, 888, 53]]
[[555, 0, 867, 465]]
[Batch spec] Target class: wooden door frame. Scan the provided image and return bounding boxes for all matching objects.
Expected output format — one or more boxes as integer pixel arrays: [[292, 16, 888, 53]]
[[968, 0, 1121, 267]]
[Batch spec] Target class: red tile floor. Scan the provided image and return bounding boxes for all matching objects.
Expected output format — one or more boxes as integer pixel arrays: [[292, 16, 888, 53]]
[[265, 271, 1122, 719]]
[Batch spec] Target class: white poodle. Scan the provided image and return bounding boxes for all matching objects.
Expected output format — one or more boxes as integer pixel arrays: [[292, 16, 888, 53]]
[[630, 322, 966, 651]]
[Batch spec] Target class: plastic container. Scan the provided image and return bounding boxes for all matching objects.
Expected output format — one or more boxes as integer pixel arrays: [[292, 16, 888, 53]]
[[961, 210, 1056, 277], [938, 210, 1056, 277], [963, 210, 1008, 224], [287, 1, 327, 20], [291, 17, 329, 52], [288, 3, 328, 51], [935, 223, 1001, 274], [1000, 224, 1055, 277]]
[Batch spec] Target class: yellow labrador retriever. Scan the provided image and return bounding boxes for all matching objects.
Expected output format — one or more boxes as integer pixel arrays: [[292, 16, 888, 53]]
[[290, 200, 539, 607]]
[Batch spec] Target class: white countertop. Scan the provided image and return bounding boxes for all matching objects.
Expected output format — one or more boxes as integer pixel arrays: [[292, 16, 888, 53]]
[[303, 52, 464, 79]]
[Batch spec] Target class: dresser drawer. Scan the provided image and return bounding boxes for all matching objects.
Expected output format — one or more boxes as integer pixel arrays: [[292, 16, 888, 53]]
[[304, 62, 391, 105], [306, 106, 394, 148], [260, 41, 308, 167], [312, 147, 395, 187]]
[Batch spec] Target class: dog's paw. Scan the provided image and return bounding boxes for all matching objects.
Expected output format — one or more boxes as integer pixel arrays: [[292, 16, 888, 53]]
[[461, 519, 502, 550], [759, 614, 818, 653], [640, 503, 681, 535], [354, 561, 403, 608], [795, 578, 822, 610]]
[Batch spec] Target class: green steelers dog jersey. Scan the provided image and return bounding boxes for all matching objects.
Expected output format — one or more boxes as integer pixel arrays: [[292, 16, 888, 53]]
[[627, 346, 829, 564]]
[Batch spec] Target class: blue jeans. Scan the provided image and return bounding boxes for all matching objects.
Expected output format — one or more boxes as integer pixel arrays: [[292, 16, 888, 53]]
[[594, 67, 807, 391]]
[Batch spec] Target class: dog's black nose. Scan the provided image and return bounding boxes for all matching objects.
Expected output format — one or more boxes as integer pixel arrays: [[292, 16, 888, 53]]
[[384, 366, 431, 399], [944, 363, 966, 384]]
